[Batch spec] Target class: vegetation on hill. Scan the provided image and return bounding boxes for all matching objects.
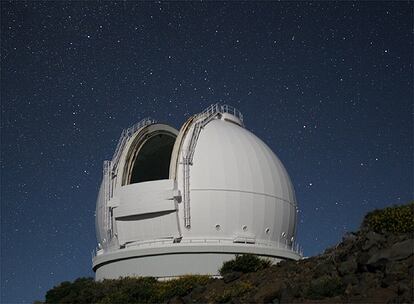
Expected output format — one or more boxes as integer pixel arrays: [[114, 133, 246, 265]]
[[363, 202, 413, 234], [45, 275, 211, 304], [219, 254, 271, 276], [40, 202, 413, 303]]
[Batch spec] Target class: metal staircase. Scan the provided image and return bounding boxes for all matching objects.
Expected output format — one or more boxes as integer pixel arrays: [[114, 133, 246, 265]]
[[111, 117, 155, 173], [182, 104, 244, 228], [101, 117, 156, 245], [102, 160, 112, 245]]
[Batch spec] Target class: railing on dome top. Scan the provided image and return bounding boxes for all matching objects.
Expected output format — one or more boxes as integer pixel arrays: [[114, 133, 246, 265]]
[[100, 117, 156, 248], [111, 117, 156, 172], [182, 103, 244, 229], [201, 103, 244, 124]]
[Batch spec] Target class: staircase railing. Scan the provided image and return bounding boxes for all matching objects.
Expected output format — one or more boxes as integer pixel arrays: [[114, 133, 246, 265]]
[[102, 160, 112, 245], [111, 117, 155, 172], [182, 103, 244, 228], [101, 117, 156, 246]]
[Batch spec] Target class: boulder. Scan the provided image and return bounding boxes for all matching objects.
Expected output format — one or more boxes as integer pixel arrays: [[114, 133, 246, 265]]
[[362, 231, 385, 251], [358, 272, 383, 292], [168, 296, 185, 304], [342, 274, 358, 286], [338, 256, 358, 276], [367, 239, 413, 266], [312, 260, 336, 277], [254, 280, 285, 303]]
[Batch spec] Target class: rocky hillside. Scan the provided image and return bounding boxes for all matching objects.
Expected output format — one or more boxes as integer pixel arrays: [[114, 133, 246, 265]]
[[43, 203, 413, 303]]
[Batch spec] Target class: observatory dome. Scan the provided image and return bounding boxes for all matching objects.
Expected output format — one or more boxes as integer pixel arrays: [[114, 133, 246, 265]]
[[93, 104, 301, 280]]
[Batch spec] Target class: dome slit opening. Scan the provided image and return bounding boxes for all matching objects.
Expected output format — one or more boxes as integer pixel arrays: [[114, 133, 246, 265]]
[[129, 133, 176, 184]]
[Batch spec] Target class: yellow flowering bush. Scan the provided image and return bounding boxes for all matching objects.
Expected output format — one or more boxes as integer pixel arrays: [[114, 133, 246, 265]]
[[212, 281, 254, 303], [364, 202, 413, 233]]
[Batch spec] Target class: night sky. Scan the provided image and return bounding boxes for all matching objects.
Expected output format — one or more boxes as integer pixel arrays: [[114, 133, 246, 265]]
[[1, 1, 413, 303]]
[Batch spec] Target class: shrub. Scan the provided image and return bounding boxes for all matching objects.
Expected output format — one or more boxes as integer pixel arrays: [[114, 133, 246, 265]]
[[363, 202, 414, 234], [219, 254, 272, 275], [213, 281, 254, 303], [151, 275, 211, 302], [45, 278, 97, 304], [45, 275, 211, 304], [305, 275, 345, 300]]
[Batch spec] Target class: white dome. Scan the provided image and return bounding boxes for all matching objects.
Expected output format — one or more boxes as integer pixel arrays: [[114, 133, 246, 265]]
[[176, 118, 297, 244], [93, 104, 301, 280]]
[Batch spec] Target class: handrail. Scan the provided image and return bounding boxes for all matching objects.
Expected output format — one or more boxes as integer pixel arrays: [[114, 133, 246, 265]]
[[111, 117, 155, 171], [182, 103, 244, 228], [100, 117, 156, 248], [92, 237, 303, 260], [197, 103, 244, 124], [102, 160, 112, 244]]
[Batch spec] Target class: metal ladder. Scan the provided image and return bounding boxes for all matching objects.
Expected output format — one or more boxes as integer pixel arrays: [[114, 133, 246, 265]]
[[182, 103, 244, 228], [101, 117, 156, 245], [102, 160, 112, 245]]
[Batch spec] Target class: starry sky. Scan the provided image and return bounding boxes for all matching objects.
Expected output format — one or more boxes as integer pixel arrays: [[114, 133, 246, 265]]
[[1, 1, 413, 303]]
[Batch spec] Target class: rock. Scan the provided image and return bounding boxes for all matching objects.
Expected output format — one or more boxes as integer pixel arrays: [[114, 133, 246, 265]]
[[396, 281, 410, 296], [366, 257, 387, 272], [385, 260, 409, 276], [366, 231, 384, 241], [408, 256, 414, 268], [356, 252, 371, 272], [367, 244, 381, 256], [388, 239, 414, 261], [367, 239, 414, 266], [338, 256, 358, 276], [312, 260, 336, 277], [343, 274, 359, 286], [362, 231, 385, 250], [223, 271, 242, 283], [381, 261, 411, 288], [285, 282, 305, 299], [343, 232, 358, 241], [191, 285, 206, 295], [344, 283, 353, 295], [252, 280, 285, 303], [358, 272, 383, 291], [181, 295, 192, 304], [323, 247, 336, 255], [168, 296, 185, 304], [337, 251, 351, 262], [229, 298, 245, 304]]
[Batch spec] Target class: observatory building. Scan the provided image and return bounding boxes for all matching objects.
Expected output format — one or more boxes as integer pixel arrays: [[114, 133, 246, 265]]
[[93, 104, 302, 280]]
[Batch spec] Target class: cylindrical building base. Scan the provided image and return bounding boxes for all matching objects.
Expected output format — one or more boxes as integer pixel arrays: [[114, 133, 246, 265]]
[[93, 243, 301, 280]]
